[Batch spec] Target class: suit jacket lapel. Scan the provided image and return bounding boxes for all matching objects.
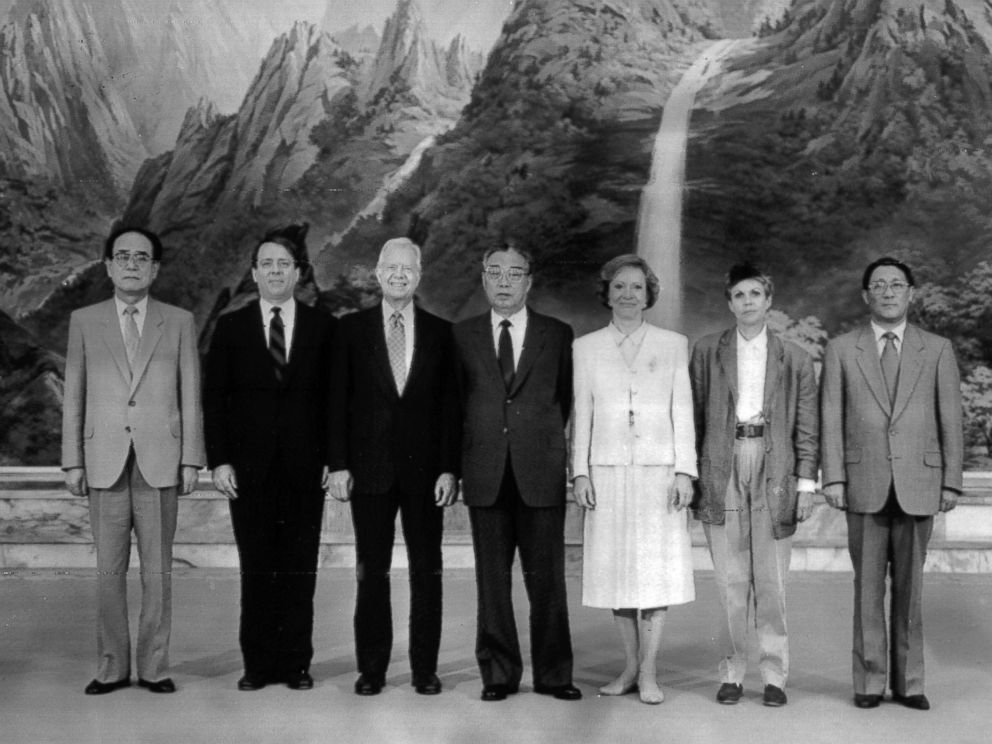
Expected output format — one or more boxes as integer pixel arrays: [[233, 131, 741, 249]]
[[762, 332, 785, 416], [471, 313, 503, 388], [855, 326, 892, 414], [509, 310, 546, 396], [892, 324, 925, 420], [405, 306, 436, 395], [716, 328, 739, 411], [99, 299, 132, 384], [129, 299, 164, 394], [369, 305, 401, 400]]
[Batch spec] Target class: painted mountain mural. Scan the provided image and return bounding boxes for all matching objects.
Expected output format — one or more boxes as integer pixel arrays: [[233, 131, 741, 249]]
[[1, 0, 991, 465]]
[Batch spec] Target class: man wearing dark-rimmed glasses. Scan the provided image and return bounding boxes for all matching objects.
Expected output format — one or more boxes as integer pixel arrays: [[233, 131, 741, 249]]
[[62, 226, 205, 695], [820, 256, 963, 711], [452, 243, 581, 702]]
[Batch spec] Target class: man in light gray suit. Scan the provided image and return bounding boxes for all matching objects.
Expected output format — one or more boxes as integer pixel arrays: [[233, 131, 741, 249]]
[[62, 226, 205, 695], [820, 256, 963, 711]]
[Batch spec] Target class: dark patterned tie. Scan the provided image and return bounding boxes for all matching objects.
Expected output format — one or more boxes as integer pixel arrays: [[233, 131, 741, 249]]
[[269, 307, 286, 382], [498, 319, 514, 390], [387, 311, 406, 393], [122, 305, 139, 373], [881, 331, 899, 406]]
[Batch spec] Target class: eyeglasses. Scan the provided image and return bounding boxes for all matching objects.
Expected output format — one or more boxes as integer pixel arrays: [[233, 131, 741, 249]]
[[377, 264, 420, 275], [483, 266, 529, 283], [867, 280, 910, 295], [111, 252, 152, 267], [257, 259, 296, 271]]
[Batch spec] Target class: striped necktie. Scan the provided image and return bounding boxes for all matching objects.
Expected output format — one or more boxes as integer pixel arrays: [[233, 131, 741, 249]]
[[387, 311, 406, 393], [123, 305, 139, 371], [881, 331, 899, 406], [269, 307, 286, 382]]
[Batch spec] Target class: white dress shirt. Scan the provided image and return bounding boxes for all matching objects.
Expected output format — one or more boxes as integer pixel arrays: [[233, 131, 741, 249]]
[[382, 300, 415, 376], [259, 297, 296, 362], [735, 325, 767, 423], [490, 307, 528, 369], [871, 319, 906, 357], [609, 320, 648, 368], [114, 295, 148, 339]]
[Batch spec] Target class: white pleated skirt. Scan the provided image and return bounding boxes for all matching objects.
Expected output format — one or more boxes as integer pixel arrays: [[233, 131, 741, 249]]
[[582, 465, 695, 609]]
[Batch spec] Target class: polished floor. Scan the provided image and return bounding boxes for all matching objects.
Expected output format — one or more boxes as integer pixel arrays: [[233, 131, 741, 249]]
[[1, 568, 990, 744]]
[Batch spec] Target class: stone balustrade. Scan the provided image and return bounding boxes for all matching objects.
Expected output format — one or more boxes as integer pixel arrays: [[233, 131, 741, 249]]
[[2, 468, 991, 571]]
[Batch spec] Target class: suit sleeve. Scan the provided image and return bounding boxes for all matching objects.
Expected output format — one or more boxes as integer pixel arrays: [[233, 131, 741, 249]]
[[326, 316, 350, 472], [557, 323, 574, 427], [673, 336, 698, 478], [936, 338, 964, 493], [819, 339, 845, 487], [571, 338, 592, 480], [61, 311, 85, 470], [203, 315, 232, 470], [437, 323, 462, 477], [793, 348, 819, 481], [179, 312, 206, 468], [689, 341, 707, 466]]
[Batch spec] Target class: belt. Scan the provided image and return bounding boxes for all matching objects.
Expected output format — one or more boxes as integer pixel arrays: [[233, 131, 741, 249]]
[[735, 423, 764, 439]]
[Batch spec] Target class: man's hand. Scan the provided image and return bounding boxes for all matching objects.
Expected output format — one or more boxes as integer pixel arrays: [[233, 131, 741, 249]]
[[179, 466, 200, 496], [65, 467, 88, 497], [327, 469, 353, 502], [939, 488, 959, 513], [796, 490, 815, 522], [434, 473, 458, 507], [573, 475, 595, 510], [823, 483, 846, 510], [212, 464, 239, 500], [670, 473, 693, 511]]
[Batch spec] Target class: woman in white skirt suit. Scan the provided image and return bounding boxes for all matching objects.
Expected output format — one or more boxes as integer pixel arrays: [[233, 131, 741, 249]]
[[572, 254, 697, 704]]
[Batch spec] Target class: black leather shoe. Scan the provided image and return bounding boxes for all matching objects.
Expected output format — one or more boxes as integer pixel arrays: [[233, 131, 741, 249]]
[[286, 670, 314, 690], [716, 682, 743, 704], [137, 678, 176, 694], [854, 693, 882, 709], [237, 673, 267, 691], [84, 678, 131, 695], [481, 683, 516, 701], [413, 673, 442, 695], [762, 684, 787, 707], [892, 693, 930, 710], [354, 675, 384, 696], [534, 683, 582, 701]]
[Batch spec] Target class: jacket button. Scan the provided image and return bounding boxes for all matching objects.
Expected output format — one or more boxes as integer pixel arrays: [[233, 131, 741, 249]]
[[502, 427, 508, 435], [505, 398, 512, 405], [125, 426, 131, 433], [128, 401, 136, 407]]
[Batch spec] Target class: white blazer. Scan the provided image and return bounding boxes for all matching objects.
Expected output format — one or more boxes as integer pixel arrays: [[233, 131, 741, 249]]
[[572, 323, 697, 478]]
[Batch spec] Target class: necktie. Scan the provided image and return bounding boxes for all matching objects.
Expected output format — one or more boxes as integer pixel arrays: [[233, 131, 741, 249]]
[[387, 311, 406, 392], [881, 331, 899, 406], [269, 307, 286, 382], [498, 319, 514, 390], [123, 305, 139, 371]]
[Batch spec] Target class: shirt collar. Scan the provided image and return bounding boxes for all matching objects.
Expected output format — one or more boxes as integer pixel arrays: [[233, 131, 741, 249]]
[[491, 306, 527, 330], [609, 320, 648, 346], [871, 319, 906, 343], [114, 295, 148, 316], [736, 324, 768, 349], [260, 297, 296, 323], [382, 300, 415, 326]]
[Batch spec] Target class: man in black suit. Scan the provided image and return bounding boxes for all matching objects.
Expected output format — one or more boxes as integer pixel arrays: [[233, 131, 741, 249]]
[[327, 237, 459, 696], [203, 224, 334, 692], [453, 243, 581, 702]]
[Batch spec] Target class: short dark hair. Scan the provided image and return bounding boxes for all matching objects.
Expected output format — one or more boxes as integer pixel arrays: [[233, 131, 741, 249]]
[[724, 262, 773, 300], [104, 226, 163, 261], [598, 254, 660, 309], [482, 242, 534, 273], [251, 223, 310, 268], [861, 256, 915, 290]]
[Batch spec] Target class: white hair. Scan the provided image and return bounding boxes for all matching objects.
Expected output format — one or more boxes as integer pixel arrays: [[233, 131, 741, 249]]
[[377, 237, 422, 268]]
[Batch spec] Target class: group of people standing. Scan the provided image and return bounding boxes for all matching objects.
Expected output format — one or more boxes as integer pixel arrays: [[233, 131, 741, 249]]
[[61, 223, 962, 715]]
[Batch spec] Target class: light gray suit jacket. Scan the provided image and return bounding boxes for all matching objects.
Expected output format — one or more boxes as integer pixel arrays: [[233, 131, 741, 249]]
[[820, 323, 963, 514], [62, 297, 206, 489]]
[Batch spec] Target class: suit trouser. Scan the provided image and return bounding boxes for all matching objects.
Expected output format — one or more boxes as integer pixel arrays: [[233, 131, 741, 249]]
[[89, 450, 178, 683], [846, 488, 933, 696], [703, 437, 791, 688], [468, 458, 574, 689], [229, 456, 325, 679], [350, 486, 444, 681]]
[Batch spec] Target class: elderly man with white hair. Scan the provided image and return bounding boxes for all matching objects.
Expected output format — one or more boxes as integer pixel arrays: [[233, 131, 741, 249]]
[[327, 237, 460, 696]]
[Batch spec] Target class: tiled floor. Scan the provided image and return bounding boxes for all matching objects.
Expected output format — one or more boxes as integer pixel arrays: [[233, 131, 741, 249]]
[[1, 568, 990, 744]]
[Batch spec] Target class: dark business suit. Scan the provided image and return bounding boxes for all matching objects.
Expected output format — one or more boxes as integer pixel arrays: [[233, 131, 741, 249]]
[[328, 303, 459, 683], [821, 323, 963, 697], [203, 300, 334, 680], [453, 308, 574, 689]]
